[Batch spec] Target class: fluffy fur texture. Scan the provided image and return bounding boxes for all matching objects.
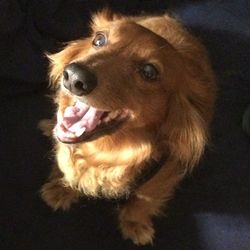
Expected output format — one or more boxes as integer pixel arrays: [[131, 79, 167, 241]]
[[40, 9, 216, 245]]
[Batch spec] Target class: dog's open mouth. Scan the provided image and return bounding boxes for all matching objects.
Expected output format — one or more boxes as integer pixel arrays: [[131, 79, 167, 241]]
[[55, 101, 130, 143]]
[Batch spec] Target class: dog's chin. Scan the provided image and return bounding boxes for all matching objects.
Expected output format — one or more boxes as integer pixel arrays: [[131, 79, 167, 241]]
[[54, 100, 130, 144]]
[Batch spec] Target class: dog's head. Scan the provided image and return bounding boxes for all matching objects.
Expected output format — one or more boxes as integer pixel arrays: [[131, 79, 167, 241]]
[[48, 10, 216, 167]]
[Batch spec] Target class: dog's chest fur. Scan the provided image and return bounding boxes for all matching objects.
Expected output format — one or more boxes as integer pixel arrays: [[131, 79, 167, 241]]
[[55, 142, 147, 198]]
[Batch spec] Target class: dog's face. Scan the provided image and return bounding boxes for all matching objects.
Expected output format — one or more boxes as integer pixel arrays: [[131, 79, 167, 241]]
[[49, 11, 216, 167], [50, 15, 183, 144]]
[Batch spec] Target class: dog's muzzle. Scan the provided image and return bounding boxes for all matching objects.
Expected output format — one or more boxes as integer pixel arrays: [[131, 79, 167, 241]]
[[63, 63, 97, 96]]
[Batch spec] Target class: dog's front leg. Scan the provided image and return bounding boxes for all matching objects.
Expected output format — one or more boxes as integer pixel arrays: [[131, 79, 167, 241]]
[[118, 159, 185, 245], [41, 166, 79, 211]]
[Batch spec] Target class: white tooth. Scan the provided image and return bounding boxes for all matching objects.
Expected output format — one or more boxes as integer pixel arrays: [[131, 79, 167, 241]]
[[108, 113, 115, 119], [75, 127, 86, 137], [103, 116, 111, 123], [109, 111, 119, 119]]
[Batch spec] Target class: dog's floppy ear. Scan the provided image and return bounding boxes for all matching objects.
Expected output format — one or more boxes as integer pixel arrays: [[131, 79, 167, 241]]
[[46, 46, 76, 87], [46, 50, 67, 87], [91, 8, 123, 29], [46, 40, 90, 87], [160, 70, 216, 170], [162, 93, 207, 169]]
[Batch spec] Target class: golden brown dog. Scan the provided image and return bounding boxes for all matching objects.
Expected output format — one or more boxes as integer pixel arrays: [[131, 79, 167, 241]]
[[40, 9, 216, 245]]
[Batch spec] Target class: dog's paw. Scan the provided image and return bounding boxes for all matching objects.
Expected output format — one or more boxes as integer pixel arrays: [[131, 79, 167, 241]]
[[119, 206, 154, 245], [120, 219, 155, 245], [40, 181, 79, 211]]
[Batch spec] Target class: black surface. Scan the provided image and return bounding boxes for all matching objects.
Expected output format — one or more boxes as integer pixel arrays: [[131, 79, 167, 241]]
[[1, 1, 250, 249]]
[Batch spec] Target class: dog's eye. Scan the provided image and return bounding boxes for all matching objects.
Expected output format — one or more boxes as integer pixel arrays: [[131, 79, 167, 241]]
[[139, 64, 159, 81], [92, 33, 107, 48]]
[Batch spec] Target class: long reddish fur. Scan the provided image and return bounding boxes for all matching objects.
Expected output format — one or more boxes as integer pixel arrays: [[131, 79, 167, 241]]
[[40, 9, 216, 245]]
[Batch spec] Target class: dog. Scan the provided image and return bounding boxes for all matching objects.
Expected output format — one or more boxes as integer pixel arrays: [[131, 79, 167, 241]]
[[40, 9, 216, 245]]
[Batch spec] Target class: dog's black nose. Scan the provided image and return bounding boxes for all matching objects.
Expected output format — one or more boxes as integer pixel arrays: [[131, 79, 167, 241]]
[[63, 63, 97, 96]]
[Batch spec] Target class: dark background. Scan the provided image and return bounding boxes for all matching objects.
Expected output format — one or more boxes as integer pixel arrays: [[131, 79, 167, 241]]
[[1, 1, 250, 249]]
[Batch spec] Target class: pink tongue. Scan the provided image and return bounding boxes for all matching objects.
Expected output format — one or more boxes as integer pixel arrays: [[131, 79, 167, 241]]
[[55, 101, 104, 142], [62, 101, 89, 128]]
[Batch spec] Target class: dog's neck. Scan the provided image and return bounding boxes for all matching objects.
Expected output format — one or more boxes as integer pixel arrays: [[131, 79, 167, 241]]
[[77, 126, 157, 161], [56, 128, 162, 198]]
